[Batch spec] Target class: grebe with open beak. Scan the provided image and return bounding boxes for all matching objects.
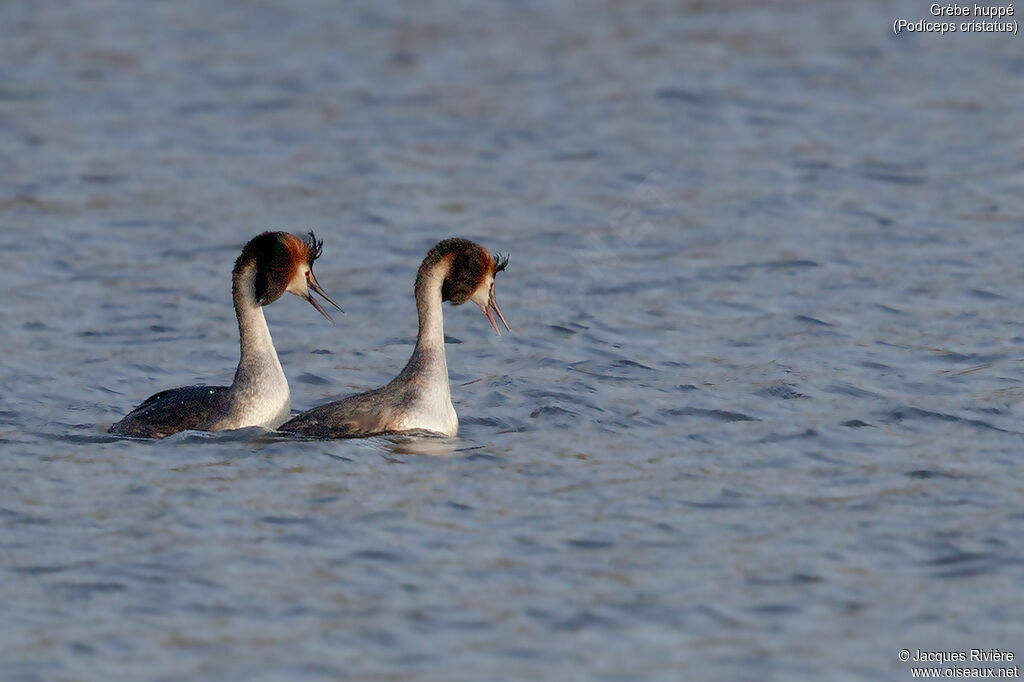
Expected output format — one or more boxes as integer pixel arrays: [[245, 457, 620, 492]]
[[280, 238, 509, 439], [109, 231, 342, 439]]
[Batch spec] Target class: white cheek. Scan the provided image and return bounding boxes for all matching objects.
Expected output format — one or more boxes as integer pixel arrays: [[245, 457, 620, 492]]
[[469, 277, 492, 308], [285, 269, 308, 296]]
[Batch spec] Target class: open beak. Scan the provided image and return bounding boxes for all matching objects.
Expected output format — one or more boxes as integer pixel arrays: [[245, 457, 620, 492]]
[[306, 270, 343, 323], [484, 290, 511, 336]]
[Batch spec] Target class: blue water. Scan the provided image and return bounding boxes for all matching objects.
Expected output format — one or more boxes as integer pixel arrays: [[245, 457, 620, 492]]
[[2, 1, 1023, 679]]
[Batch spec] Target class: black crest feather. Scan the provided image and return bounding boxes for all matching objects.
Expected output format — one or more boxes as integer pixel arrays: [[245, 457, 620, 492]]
[[494, 252, 509, 273], [305, 231, 323, 265]]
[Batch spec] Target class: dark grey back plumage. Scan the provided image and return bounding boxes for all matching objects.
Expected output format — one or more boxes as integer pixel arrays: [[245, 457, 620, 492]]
[[109, 385, 230, 439], [279, 378, 421, 439]]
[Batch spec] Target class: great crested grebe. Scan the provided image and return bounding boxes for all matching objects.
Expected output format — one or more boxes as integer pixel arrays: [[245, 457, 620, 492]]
[[280, 237, 509, 439], [109, 231, 342, 439]]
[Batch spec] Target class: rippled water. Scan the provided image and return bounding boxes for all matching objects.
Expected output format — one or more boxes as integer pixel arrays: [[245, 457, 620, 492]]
[[3, 1, 1024, 679]]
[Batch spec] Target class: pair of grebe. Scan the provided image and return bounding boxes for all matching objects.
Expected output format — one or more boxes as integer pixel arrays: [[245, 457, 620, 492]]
[[109, 233, 509, 440]]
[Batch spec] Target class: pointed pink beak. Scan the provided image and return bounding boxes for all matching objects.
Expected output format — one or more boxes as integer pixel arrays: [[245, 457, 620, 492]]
[[484, 291, 510, 336], [306, 269, 343, 323]]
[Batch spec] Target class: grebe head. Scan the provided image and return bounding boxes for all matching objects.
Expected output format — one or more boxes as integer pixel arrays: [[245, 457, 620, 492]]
[[236, 231, 343, 322], [435, 238, 511, 336]]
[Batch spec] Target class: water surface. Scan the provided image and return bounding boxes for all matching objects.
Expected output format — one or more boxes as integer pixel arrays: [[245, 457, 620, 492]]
[[2, 1, 1023, 680]]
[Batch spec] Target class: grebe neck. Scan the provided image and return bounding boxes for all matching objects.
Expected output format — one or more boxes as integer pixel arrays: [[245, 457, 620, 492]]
[[397, 257, 451, 388], [230, 262, 287, 396]]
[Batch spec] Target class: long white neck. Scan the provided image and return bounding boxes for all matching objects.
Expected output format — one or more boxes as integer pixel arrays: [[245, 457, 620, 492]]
[[222, 262, 290, 428], [382, 256, 459, 436], [396, 259, 451, 389]]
